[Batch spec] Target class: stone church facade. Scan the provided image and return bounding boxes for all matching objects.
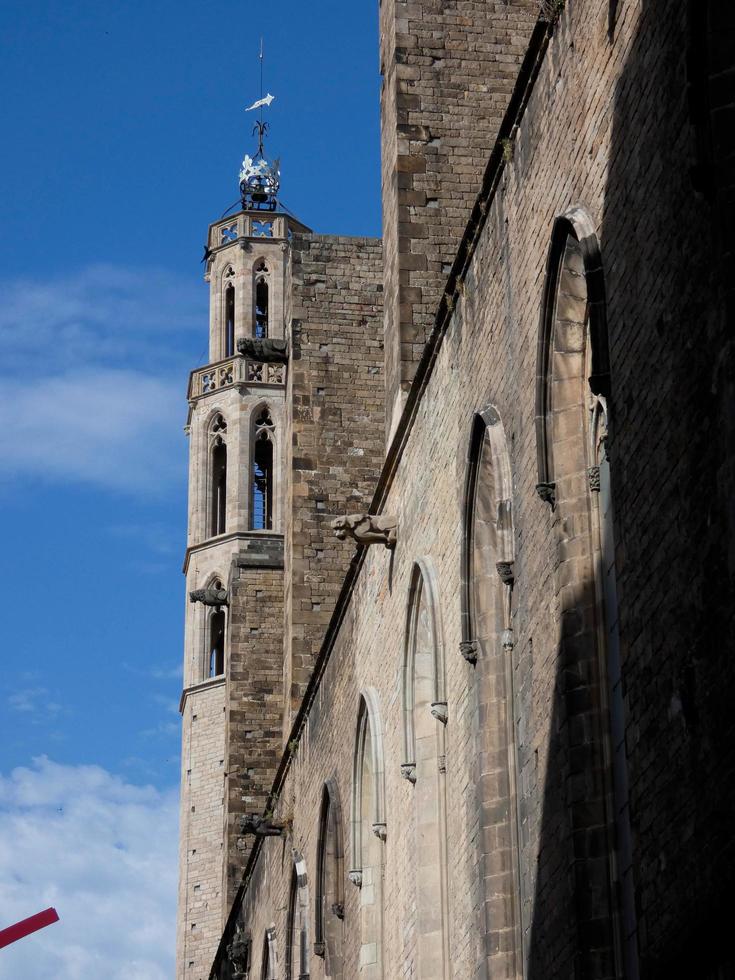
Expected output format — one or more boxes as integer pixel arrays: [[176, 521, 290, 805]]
[[176, 2, 735, 979]]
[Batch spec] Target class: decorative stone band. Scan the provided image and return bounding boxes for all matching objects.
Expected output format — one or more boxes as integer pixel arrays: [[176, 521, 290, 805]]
[[430, 701, 448, 724], [535, 481, 556, 506], [400, 762, 417, 783], [372, 822, 387, 841], [331, 513, 398, 550], [189, 355, 285, 400], [588, 465, 601, 492], [348, 870, 363, 888], [459, 640, 478, 664]]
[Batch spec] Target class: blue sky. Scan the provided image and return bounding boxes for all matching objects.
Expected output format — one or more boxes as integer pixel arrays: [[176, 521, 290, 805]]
[[0, 1, 381, 975]]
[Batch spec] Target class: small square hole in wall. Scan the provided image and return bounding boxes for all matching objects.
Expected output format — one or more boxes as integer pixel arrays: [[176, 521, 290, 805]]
[[317, 387, 326, 395], [315, 548, 324, 559], [191, 849, 196, 855], [255, 590, 264, 598], [319, 343, 329, 351], [312, 602, 321, 611], [193, 884, 200, 892], [191, 806, 195, 813], [316, 500, 326, 511], [249, 626, 259, 634], [192, 714, 197, 721]]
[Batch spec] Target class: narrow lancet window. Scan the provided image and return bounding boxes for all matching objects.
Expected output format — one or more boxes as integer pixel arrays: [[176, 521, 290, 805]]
[[210, 430, 227, 537], [209, 608, 225, 677], [255, 280, 268, 338], [251, 408, 274, 530], [224, 283, 235, 357]]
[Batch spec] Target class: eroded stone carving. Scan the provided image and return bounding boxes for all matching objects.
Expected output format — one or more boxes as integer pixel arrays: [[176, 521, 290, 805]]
[[496, 561, 515, 585], [330, 902, 345, 920], [431, 701, 448, 725], [237, 336, 289, 363], [400, 762, 417, 784], [588, 465, 601, 492], [459, 640, 478, 664], [189, 587, 228, 607], [227, 930, 250, 979], [535, 481, 556, 506], [313, 940, 326, 958], [331, 513, 398, 550], [348, 870, 363, 888], [239, 814, 286, 837], [372, 822, 387, 840]]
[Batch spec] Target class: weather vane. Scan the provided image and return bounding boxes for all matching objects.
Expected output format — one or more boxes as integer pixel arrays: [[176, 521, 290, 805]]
[[239, 39, 280, 210]]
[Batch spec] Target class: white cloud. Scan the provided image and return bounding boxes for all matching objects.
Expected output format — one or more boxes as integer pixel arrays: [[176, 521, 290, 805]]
[[0, 757, 178, 980], [0, 369, 184, 494], [0, 264, 205, 495], [7, 687, 62, 722]]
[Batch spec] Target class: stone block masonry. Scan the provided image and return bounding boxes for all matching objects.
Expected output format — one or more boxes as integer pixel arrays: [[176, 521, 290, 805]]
[[282, 236, 385, 734]]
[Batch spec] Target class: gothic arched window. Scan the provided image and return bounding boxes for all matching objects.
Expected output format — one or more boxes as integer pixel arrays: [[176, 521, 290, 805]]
[[208, 606, 225, 677], [209, 414, 227, 537], [285, 855, 309, 980], [254, 261, 269, 338], [224, 282, 235, 357], [533, 206, 637, 977], [401, 560, 449, 979], [460, 406, 521, 979], [349, 690, 385, 980], [315, 779, 345, 977], [251, 407, 274, 530]]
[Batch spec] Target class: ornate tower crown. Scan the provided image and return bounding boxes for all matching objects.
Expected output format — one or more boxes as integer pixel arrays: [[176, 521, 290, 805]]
[[239, 138, 280, 211]]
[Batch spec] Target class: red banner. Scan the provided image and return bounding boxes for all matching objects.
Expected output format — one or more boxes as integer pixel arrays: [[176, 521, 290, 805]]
[[0, 908, 59, 949]]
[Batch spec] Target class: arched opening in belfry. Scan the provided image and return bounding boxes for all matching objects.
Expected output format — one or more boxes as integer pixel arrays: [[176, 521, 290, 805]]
[[255, 278, 269, 338], [210, 437, 227, 537], [208, 607, 225, 677], [251, 407, 274, 530], [224, 283, 235, 357]]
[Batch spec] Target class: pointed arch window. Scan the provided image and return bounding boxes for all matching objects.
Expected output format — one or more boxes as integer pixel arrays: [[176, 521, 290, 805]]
[[210, 414, 227, 537], [254, 261, 269, 339], [315, 780, 345, 977], [401, 560, 449, 979], [224, 281, 235, 357], [460, 407, 522, 978], [285, 855, 309, 980], [208, 606, 225, 677], [349, 690, 385, 980], [251, 408, 274, 530]]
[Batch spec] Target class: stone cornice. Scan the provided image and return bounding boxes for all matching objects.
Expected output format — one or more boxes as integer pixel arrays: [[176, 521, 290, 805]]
[[179, 675, 225, 714]]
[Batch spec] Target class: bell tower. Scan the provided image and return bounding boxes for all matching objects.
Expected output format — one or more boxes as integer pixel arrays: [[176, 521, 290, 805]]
[[176, 119, 308, 980]]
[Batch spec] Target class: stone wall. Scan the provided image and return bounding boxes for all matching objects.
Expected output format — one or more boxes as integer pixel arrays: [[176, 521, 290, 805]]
[[209, 2, 735, 978], [222, 539, 285, 911], [281, 236, 385, 733], [379, 0, 538, 434]]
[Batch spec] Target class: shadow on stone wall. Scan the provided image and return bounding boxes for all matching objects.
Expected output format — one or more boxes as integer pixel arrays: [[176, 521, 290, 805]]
[[526, 2, 735, 978]]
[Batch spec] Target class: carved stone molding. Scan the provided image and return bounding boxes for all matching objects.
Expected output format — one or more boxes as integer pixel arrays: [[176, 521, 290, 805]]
[[313, 941, 326, 958], [331, 513, 398, 550], [501, 628, 515, 651], [330, 902, 345, 920], [535, 481, 556, 506], [237, 336, 289, 363], [372, 822, 387, 841], [496, 561, 515, 586], [431, 701, 448, 725], [348, 870, 363, 888], [189, 587, 228, 607], [239, 814, 286, 837], [400, 762, 417, 784], [459, 640, 478, 664], [438, 755, 447, 774], [588, 465, 601, 492]]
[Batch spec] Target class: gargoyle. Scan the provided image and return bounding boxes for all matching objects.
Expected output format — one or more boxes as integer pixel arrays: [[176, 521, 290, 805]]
[[239, 813, 287, 837], [227, 930, 250, 979], [237, 337, 289, 363], [331, 513, 398, 550], [189, 587, 228, 607]]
